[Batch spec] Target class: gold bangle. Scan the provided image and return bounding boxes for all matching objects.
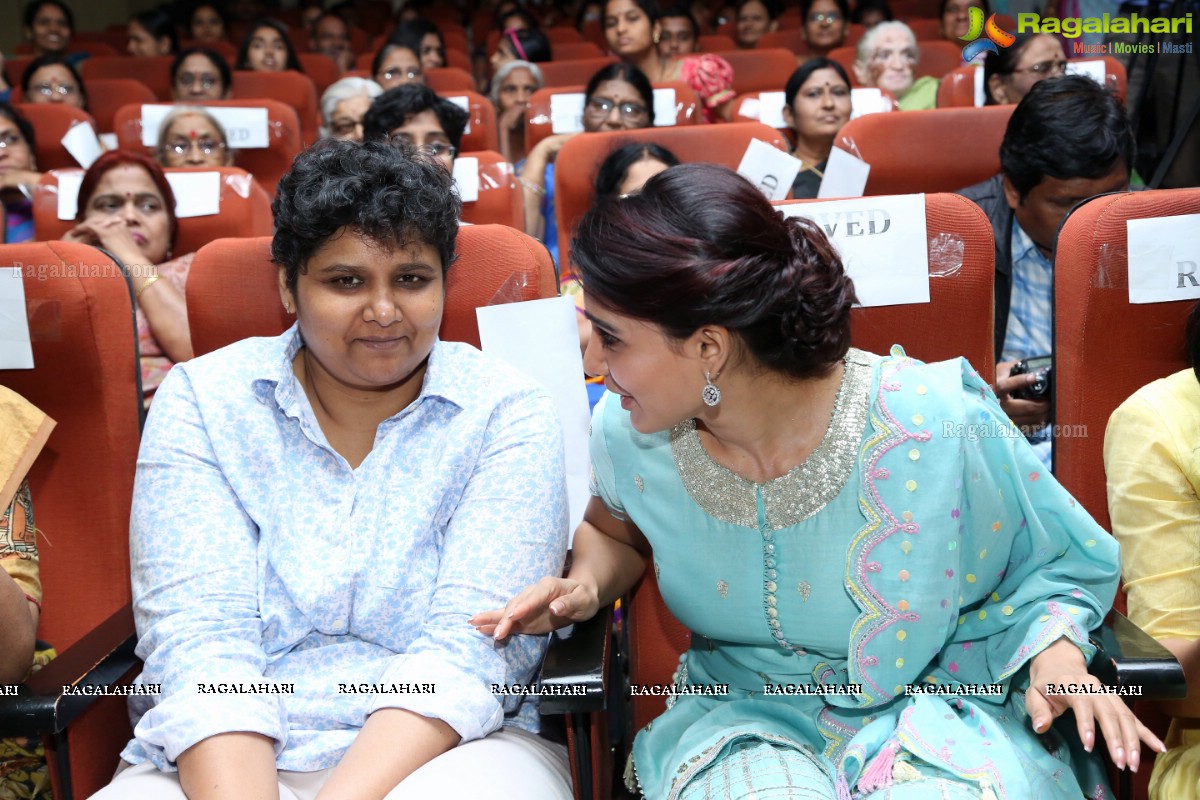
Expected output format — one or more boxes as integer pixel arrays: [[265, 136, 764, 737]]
[[136, 274, 161, 301]]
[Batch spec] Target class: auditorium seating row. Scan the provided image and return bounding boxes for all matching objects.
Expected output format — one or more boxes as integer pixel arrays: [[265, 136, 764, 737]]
[[1, 186, 1195, 798]]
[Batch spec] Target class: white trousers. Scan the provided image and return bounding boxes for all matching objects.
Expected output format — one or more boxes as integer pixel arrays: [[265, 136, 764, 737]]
[[88, 727, 572, 800]]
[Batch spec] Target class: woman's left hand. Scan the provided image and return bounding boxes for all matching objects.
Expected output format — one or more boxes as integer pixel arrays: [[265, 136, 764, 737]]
[[1025, 637, 1166, 771]]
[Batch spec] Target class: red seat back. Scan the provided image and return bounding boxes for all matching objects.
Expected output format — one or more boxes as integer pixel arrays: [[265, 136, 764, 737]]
[[231, 69, 321, 145], [83, 55, 175, 101], [12, 102, 98, 170], [458, 150, 524, 229]]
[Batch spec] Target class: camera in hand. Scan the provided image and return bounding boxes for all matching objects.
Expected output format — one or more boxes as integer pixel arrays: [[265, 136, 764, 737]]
[[1010, 355, 1052, 401]]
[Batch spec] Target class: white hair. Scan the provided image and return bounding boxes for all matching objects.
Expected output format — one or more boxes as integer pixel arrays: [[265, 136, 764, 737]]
[[854, 19, 918, 67], [489, 59, 544, 106], [320, 77, 385, 136]]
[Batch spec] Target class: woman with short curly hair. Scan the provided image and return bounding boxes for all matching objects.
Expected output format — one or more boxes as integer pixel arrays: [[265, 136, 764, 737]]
[[92, 139, 573, 799]]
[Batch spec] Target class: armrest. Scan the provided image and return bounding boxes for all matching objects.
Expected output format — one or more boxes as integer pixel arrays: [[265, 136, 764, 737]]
[[538, 606, 611, 715], [0, 603, 139, 736], [1088, 610, 1187, 701]]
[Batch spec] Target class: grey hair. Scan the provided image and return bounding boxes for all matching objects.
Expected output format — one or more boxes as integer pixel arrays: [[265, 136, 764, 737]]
[[319, 77, 385, 137], [854, 19, 918, 67], [489, 59, 544, 106]]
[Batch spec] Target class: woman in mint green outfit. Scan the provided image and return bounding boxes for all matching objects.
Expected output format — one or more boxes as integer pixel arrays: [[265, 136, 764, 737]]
[[473, 163, 1163, 799]]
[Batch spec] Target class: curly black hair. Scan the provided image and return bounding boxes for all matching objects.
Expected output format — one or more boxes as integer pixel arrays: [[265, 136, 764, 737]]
[[271, 139, 461, 292], [361, 83, 470, 152]]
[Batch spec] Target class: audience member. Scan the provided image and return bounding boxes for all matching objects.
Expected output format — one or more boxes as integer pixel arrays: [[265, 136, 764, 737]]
[[854, 21, 936, 110], [299, 0, 323, 32], [321, 76, 383, 141], [476, 160, 1160, 800], [236, 18, 304, 73], [497, 7, 539, 33], [127, 8, 178, 57], [363, 83, 468, 174], [156, 107, 233, 169], [187, 1, 230, 43], [783, 58, 852, 199], [657, 5, 700, 57], [734, 0, 780, 49], [311, 12, 354, 73], [802, 0, 850, 54], [577, 0, 604, 31], [392, 19, 447, 72], [61, 151, 193, 401], [492, 27, 552, 72], [0, 103, 39, 244], [520, 62, 655, 263], [21, 54, 86, 110], [88, 138, 571, 799], [940, 0, 988, 42], [984, 33, 1068, 105], [851, 0, 892, 28], [958, 75, 1133, 464], [171, 46, 232, 101], [492, 59, 543, 167], [604, 0, 735, 122], [373, 44, 425, 90], [22, 0, 73, 58], [1106, 301, 1200, 800]]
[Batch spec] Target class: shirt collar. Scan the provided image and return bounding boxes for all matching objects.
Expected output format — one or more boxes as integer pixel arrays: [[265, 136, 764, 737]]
[[251, 324, 469, 416], [1010, 220, 1052, 269]]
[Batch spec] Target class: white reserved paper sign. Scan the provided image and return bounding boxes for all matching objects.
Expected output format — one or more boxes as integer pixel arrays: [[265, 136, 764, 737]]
[[780, 194, 930, 307], [549, 93, 585, 134], [755, 91, 787, 128], [452, 156, 480, 203], [736, 138, 801, 201], [476, 296, 592, 536], [58, 170, 220, 219], [61, 122, 102, 169], [974, 64, 986, 106], [651, 87, 676, 127], [165, 171, 221, 217], [0, 268, 34, 369], [1127, 214, 1200, 304], [140, 104, 270, 149], [818, 146, 870, 198], [447, 95, 472, 135], [1066, 60, 1106, 87], [850, 88, 890, 119]]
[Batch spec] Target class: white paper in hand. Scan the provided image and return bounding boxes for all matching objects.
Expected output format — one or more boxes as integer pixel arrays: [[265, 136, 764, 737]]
[[817, 146, 870, 198], [476, 296, 592, 537], [736, 138, 802, 201], [61, 123, 103, 169]]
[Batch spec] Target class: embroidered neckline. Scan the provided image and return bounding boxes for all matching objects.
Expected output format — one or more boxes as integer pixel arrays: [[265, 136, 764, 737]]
[[670, 349, 875, 530]]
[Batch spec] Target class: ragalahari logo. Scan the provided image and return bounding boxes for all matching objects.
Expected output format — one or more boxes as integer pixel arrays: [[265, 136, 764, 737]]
[[960, 7, 1016, 60]]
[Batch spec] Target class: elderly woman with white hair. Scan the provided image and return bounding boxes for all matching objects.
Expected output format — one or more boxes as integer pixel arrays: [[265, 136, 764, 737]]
[[155, 106, 234, 169], [320, 76, 384, 141], [491, 59, 543, 168], [853, 20, 938, 110]]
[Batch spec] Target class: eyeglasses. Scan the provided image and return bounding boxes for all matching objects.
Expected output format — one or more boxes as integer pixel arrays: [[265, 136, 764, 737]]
[[388, 135, 457, 158], [31, 82, 77, 97], [869, 47, 917, 64], [380, 67, 422, 82], [0, 132, 28, 149], [162, 138, 226, 156], [808, 12, 843, 24], [1011, 59, 1068, 76], [176, 72, 220, 90], [584, 97, 648, 119]]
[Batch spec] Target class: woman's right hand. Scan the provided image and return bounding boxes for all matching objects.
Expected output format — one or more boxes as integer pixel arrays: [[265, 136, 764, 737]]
[[63, 216, 148, 266], [469, 576, 600, 640], [498, 102, 528, 133]]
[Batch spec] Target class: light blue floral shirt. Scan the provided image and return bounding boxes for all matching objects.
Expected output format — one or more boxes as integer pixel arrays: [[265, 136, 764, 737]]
[[121, 325, 569, 772]]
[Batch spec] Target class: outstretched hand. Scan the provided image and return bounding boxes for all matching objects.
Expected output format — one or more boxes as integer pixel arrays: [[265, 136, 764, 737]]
[[469, 576, 600, 640], [1025, 637, 1166, 772]]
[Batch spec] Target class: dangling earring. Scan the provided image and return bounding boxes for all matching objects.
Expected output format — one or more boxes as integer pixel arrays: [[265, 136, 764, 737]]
[[653, 31, 661, 44], [284, 301, 292, 313], [702, 371, 721, 406]]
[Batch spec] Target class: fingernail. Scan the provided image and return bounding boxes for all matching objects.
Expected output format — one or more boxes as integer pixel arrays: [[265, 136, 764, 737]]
[[1116, 745, 1125, 768], [1085, 731, 1094, 752], [1130, 752, 1139, 773], [549, 601, 564, 615]]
